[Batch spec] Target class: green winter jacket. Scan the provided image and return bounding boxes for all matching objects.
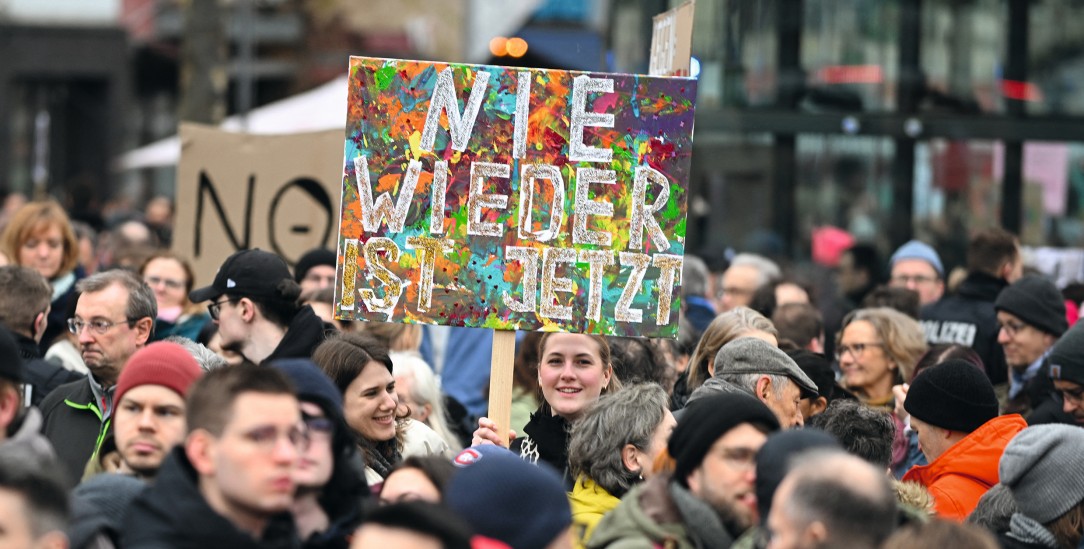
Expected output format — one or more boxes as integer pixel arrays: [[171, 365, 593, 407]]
[[586, 475, 696, 549]]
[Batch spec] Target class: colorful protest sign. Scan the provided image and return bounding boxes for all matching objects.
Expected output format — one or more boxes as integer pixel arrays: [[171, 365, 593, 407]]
[[336, 56, 697, 338], [174, 123, 342, 286]]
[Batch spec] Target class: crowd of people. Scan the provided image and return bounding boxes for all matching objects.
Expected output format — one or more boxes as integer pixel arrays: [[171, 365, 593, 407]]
[[0, 197, 1083, 549]]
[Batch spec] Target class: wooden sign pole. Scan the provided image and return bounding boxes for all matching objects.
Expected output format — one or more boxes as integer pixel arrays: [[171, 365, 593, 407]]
[[487, 329, 518, 446]]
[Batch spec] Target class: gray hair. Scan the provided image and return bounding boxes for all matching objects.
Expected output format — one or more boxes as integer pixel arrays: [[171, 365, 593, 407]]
[[163, 335, 228, 372], [681, 254, 710, 298], [391, 351, 461, 452], [76, 269, 157, 322], [718, 372, 792, 401], [966, 483, 1016, 534], [729, 253, 781, 288], [568, 383, 669, 497], [808, 399, 895, 469]]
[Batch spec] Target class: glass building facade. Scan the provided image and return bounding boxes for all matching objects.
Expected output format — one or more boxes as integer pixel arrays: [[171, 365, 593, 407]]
[[611, 0, 1084, 267]]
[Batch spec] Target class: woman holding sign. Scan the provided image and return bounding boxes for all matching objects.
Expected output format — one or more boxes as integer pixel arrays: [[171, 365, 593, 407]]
[[473, 332, 620, 476], [313, 332, 451, 487]]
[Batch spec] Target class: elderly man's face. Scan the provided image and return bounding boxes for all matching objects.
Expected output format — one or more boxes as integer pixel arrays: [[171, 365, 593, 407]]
[[720, 265, 760, 311], [761, 378, 804, 429]]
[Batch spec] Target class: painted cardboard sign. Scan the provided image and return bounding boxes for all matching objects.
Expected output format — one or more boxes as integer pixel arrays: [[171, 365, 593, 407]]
[[336, 57, 697, 337], [174, 123, 342, 287]]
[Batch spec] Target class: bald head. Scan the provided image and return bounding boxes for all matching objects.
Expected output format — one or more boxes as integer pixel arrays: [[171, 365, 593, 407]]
[[767, 451, 896, 549]]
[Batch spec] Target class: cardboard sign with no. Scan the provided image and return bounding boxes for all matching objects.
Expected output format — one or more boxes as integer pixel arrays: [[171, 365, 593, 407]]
[[173, 123, 343, 287]]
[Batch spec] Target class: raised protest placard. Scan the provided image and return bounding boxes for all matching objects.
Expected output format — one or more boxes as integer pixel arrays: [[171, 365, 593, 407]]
[[649, 1, 695, 77], [174, 123, 342, 286], [335, 57, 697, 339]]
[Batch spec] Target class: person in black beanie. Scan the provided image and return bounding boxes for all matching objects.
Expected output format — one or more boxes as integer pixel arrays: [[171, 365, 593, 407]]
[[901, 359, 1027, 520], [588, 392, 780, 549], [1048, 321, 1084, 426], [295, 248, 337, 293], [994, 275, 1070, 420]]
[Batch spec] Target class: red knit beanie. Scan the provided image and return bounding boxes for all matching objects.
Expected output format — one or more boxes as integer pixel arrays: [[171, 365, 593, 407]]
[[115, 342, 203, 404]]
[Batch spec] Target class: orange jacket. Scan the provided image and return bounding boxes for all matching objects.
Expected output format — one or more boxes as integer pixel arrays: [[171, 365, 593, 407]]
[[902, 414, 1027, 521]]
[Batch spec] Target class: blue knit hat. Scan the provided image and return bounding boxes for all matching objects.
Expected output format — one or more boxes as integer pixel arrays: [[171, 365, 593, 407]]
[[890, 240, 944, 277], [446, 447, 571, 549]]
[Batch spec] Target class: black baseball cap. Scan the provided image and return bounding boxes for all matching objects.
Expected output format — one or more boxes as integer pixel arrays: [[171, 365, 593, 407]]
[[189, 249, 293, 303]]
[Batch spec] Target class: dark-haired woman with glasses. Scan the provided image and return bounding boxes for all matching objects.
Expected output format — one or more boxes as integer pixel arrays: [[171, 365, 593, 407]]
[[139, 252, 211, 344]]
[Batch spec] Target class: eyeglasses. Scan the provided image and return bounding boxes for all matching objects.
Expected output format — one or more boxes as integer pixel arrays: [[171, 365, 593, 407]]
[[890, 274, 939, 285], [835, 342, 885, 360], [67, 318, 137, 336], [1060, 386, 1084, 405], [239, 424, 311, 453], [303, 416, 334, 441], [716, 447, 758, 472], [145, 276, 186, 290], [208, 297, 233, 321], [719, 287, 754, 299], [997, 319, 1028, 337]]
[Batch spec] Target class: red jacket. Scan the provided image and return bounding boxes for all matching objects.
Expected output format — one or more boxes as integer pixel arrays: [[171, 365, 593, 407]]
[[902, 414, 1027, 521]]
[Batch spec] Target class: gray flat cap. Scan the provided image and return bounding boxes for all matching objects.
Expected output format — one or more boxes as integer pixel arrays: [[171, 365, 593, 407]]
[[713, 337, 820, 399]]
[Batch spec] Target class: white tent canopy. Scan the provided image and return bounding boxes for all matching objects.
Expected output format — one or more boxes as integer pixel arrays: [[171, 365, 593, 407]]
[[115, 74, 349, 171]]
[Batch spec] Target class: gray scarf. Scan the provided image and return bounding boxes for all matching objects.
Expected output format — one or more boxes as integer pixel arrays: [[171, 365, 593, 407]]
[[1007, 513, 1058, 548], [669, 482, 736, 549]]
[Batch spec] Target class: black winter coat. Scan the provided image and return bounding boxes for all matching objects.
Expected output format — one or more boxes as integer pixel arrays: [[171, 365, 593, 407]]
[[15, 331, 80, 407], [920, 273, 1009, 385], [123, 447, 301, 549], [261, 306, 333, 365]]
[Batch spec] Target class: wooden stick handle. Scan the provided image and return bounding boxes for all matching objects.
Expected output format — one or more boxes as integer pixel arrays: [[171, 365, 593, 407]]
[[487, 329, 517, 446]]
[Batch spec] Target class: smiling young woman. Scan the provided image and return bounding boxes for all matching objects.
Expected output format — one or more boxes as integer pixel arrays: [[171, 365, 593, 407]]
[[312, 332, 451, 487], [472, 332, 622, 476]]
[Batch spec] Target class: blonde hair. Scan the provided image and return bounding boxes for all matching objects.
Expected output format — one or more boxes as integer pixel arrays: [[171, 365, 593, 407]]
[[360, 321, 423, 352], [1, 200, 79, 278], [686, 307, 778, 390], [839, 307, 927, 382]]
